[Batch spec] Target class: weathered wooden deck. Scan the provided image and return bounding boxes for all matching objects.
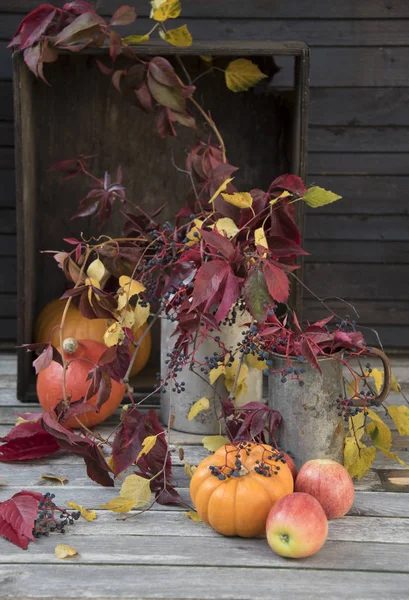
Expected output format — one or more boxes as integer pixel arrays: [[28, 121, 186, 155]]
[[1, 353, 409, 599]]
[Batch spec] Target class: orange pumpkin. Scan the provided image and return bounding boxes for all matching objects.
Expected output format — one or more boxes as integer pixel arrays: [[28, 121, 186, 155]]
[[37, 338, 126, 429], [190, 442, 294, 537], [34, 298, 151, 378]]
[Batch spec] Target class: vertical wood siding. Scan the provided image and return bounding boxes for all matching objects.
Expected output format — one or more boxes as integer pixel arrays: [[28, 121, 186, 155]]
[[0, 1, 408, 348]]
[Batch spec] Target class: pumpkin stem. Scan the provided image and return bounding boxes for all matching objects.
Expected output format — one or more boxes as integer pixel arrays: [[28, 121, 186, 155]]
[[62, 337, 79, 354], [238, 465, 249, 477]]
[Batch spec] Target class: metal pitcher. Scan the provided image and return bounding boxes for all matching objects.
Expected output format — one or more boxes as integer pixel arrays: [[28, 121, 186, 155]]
[[268, 348, 391, 469]]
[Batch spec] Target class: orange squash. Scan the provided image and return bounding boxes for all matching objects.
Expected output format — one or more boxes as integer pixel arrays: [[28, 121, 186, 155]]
[[190, 442, 294, 537], [37, 338, 126, 429], [34, 298, 151, 378]]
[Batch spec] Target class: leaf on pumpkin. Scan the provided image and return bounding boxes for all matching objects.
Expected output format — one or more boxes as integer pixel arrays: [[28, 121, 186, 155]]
[[86, 258, 106, 283], [183, 461, 197, 478], [208, 177, 234, 204], [136, 435, 158, 461], [213, 217, 239, 239], [188, 398, 210, 421], [40, 473, 68, 485], [221, 191, 253, 209], [225, 58, 267, 92], [302, 186, 342, 208], [185, 510, 202, 522], [387, 405, 409, 436], [104, 321, 125, 347], [55, 544, 78, 559], [159, 24, 192, 47], [67, 501, 97, 522], [122, 34, 150, 44], [344, 437, 376, 480], [151, 0, 181, 21], [202, 435, 230, 452]]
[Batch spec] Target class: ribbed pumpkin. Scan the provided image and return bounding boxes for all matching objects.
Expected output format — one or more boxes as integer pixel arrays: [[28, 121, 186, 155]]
[[190, 442, 294, 537], [34, 298, 151, 378], [37, 338, 126, 429]]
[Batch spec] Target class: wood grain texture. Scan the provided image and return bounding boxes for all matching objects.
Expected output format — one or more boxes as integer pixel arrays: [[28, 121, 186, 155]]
[[304, 240, 409, 264], [309, 152, 409, 175], [305, 215, 409, 241], [303, 299, 409, 326], [309, 126, 409, 153]]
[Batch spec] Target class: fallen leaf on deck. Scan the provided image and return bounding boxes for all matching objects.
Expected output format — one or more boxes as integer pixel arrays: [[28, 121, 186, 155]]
[[55, 544, 78, 559], [67, 501, 97, 522], [185, 510, 202, 523], [41, 473, 68, 485]]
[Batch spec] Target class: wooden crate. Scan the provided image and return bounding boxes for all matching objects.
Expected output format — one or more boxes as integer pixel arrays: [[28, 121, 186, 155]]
[[13, 40, 309, 401]]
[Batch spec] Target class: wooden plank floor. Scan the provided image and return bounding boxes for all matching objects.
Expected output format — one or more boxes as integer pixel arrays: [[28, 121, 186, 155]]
[[1, 354, 409, 599]]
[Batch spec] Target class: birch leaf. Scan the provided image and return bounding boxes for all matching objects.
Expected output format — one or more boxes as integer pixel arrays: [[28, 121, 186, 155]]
[[387, 405, 409, 436], [133, 303, 150, 330], [186, 219, 203, 246], [213, 217, 239, 239], [122, 34, 150, 44], [104, 321, 125, 347], [380, 448, 409, 468], [208, 178, 234, 204], [55, 545, 78, 559], [366, 368, 384, 394], [225, 58, 267, 92], [159, 24, 192, 47], [391, 373, 401, 392], [136, 435, 158, 461], [344, 438, 376, 480], [86, 259, 105, 283], [245, 353, 267, 371], [348, 412, 366, 441], [183, 461, 197, 478], [202, 435, 230, 452], [188, 397, 210, 421], [67, 501, 97, 522], [40, 473, 68, 485], [366, 420, 392, 451], [221, 191, 253, 209], [117, 276, 145, 310], [185, 510, 202, 522], [302, 186, 342, 208], [254, 226, 268, 250], [99, 496, 137, 513], [209, 363, 226, 385], [120, 474, 151, 508], [151, 0, 181, 21]]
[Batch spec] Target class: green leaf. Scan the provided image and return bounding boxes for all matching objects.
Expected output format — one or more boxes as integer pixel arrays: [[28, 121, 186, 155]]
[[202, 435, 230, 452], [225, 59, 267, 93], [243, 267, 273, 322], [388, 405, 409, 436], [302, 186, 342, 208]]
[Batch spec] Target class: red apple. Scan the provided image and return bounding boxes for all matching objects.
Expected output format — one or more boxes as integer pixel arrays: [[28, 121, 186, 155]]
[[266, 492, 328, 558], [282, 452, 297, 480], [295, 459, 354, 519]]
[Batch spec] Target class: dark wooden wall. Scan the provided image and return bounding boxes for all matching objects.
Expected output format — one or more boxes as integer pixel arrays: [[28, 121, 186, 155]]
[[1, 0, 408, 349]]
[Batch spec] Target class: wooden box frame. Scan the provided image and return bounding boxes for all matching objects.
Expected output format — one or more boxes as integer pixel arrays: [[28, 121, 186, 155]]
[[13, 40, 310, 401]]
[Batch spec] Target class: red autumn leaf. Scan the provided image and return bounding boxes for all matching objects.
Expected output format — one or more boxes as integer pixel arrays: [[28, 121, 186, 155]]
[[0, 491, 40, 549], [110, 5, 136, 26], [32, 343, 63, 374], [9, 4, 57, 50], [111, 406, 147, 476], [301, 337, 321, 373], [64, 1, 96, 14], [109, 30, 123, 61], [263, 261, 290, 304], [311, 314, 334, 328], [266, 236, 309, 259], [54, 11, 106, 46], [215, 268, 242, 324], [0, 420, 60, 462], [200, 228, 235, 261], [190, 261, 229, 313], [270, 174, 307, 197]]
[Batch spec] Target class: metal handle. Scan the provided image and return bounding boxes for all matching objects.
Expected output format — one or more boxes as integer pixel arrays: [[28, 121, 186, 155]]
[[362, 347, 391, 403]]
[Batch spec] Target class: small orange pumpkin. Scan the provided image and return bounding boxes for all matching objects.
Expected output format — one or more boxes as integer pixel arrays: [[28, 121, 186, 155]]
[[36, 338, 126, 429], [190, 442, 294, 537], [34, 298, 151, 378]]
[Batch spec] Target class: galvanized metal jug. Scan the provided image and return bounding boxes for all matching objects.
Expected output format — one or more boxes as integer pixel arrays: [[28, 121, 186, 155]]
[[268, 348, 391, 469], [161, 313, 263, 434]]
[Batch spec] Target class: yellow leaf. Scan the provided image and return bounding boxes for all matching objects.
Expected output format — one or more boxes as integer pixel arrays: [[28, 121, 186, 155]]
[[99, 496, 137, 513], [391, 373, 401, 392], [104, 321, 125, 347], [15, 413, 40, 426], [254, 226, 268, 250], [221, 191, 253, 209], [348, 412, 366, 441], [302, 186, 342, 208], [119, 308, 136, 329], [233, 381, 249, 406], [55, 544, 78, 559], [122, 34, 150, 44], [225, 360, 249, 388], [388, 405, 409, 436], [67, 501, 97, 522], [136, 435, 158, 461], [133, 302, 150, 330], [107, 455, 115, 472], [225, 58, 267, 93], [366, 420, 392, 451], [185, 510, 202, 522], [183, 461, 197, 479], [379, 448, 409, 468], [40, 473, 68, 485], [120, 474, 151, 509], [369, 368, 384, 394], [117, 276, 145, 310], [208, 178, 234, 204], [86, 258, 105, 283], [245, 353, 267, 371], [213, 217, 239, 239], [200, 55, 212, 63], [159, 24, 192, 47], [346, 379, 359, 399], [185, 219, 203, 246], [209, 363, 226, 385], [151, 0, 181, 21], [344, 437, 376, 480], [188, 397, 210, 421], [202, 435, 230, 452]]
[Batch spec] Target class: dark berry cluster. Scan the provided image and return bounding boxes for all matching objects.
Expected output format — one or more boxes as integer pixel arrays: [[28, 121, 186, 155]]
[[33, 493, 80, 539]]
